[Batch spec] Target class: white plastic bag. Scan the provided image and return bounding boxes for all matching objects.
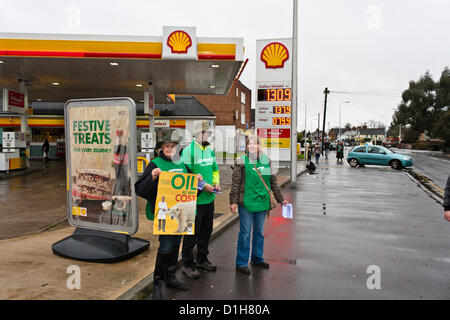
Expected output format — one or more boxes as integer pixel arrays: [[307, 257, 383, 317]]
[[282, 203, 293, 219]]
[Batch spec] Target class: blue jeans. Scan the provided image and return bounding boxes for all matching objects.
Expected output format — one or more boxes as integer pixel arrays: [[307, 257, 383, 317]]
[[158, 235, 182, 255], [236, 205, 266, 267]]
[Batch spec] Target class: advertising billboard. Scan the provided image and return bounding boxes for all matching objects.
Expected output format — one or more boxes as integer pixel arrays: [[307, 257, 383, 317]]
[[144, 88, 155, 116], [2, 88, 26, 114], [65, 98, 138, 235]]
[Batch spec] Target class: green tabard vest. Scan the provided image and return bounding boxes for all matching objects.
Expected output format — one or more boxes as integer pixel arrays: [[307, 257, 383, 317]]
[[145, 156, 187, 220], [181, 141, 218, 205], [242, 154, 271, 212]]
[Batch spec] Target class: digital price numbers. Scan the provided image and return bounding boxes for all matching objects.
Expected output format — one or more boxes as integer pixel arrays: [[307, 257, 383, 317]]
[[272, 106, 291, 114], [257, 88, 291, 102], [272, 117, 291, 125]]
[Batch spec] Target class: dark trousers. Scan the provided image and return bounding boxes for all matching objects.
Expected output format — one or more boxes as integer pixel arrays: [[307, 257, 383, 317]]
[[154, 235, 182, 282], [158, 235, 182, 255], [182, 201, 214, 267]]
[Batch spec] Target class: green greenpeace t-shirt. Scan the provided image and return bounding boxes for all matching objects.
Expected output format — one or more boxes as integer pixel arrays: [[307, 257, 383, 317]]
[[181, 140, 219, 205]]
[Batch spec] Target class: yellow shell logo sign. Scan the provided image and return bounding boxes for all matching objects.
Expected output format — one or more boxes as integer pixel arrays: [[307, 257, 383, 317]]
[[167, 30, 192, 54], [260, 42, 289, 69]]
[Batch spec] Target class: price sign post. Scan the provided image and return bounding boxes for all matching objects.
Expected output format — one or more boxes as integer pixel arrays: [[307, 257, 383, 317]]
[[52, 98, 149, 263], [256, 39, 293, 165]]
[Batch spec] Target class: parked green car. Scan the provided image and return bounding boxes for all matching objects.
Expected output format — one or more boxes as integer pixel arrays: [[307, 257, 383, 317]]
[[347, 144, 413, 169]]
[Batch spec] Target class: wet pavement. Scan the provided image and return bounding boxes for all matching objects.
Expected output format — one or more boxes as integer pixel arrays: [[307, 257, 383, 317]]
[[0, 159, 68, 240], [157, 156, 450, 300]]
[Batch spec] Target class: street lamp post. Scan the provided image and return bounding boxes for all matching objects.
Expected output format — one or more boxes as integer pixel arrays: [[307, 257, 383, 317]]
[[338, 101, 350, 141], [310, 114, 318, 140], [290, 0, 298, 188], [380, 115, 387, 144]]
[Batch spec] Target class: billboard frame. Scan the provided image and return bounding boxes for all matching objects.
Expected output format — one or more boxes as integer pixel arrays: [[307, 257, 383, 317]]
[[64, 97, 139, 235], [52, 97, 149, 263]]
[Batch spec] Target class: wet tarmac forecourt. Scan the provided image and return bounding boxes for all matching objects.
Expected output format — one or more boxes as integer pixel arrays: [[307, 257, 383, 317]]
[[159, 157, 450, 300]]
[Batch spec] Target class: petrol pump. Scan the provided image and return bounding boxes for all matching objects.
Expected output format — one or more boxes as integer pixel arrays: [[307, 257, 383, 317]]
[[0, 131, 29, 172], [136, 86, 157, 176], [1, 86, 30, 172], [136, 132, 154, 176], [140, 132, 155, 161]]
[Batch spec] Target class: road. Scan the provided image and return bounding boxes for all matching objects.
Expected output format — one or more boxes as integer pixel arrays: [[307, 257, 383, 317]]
[[394, 149, 450, 190], [153, 157, 450, 300]]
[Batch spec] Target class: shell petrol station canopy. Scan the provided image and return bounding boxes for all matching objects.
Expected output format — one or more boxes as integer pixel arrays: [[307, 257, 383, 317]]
[[0, 27, 244, 104]]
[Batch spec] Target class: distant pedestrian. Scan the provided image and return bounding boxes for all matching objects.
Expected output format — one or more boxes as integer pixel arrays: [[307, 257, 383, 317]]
[[324, 140, 330, 160], [444, 175, 450, 222], [229, 133, 289, 275], [307, 143, 312, 163], [314, 143, 321, 163], [42, 139, 50, 163], [336, 141, 344, 162]]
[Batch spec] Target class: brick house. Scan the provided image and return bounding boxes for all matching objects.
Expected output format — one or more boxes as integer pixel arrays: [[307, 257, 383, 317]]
[[357, 128, 386, 145], [194, 80, 252, 154]]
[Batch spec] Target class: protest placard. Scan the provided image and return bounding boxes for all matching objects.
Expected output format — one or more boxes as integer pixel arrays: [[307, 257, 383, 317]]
[[154, 171, 198, 235]]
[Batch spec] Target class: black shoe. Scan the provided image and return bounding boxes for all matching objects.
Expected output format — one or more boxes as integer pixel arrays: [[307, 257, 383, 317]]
[[196, 259, 217, 272], [165, 275, 189, 291], [153, 252, 170, 300], [182, 266, 200, 279], [152, 281, 164, 300], [251, 261, 270, 269], [236, 266, 251, 275]]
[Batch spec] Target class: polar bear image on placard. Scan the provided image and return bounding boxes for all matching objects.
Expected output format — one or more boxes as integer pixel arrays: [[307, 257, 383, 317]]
[[168, 201, 196, 234]]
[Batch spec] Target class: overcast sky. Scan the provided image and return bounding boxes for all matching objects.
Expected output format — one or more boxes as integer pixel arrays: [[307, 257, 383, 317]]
[[1, 0, 449, 132]]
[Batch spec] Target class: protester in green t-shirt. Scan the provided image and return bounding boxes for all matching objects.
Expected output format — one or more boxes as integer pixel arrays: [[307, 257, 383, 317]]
[[181, 121, 220, 279]]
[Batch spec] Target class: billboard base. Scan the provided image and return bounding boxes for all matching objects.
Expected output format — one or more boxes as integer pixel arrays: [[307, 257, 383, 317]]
[[52, 227, 149, 263]]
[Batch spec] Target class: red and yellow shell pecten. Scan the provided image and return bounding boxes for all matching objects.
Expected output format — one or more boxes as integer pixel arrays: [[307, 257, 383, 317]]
[[167, 30, 192, 54], [260, 42, 289, 69]]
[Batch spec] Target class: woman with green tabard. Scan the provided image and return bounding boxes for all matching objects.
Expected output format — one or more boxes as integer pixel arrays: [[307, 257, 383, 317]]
[[229, 133, 289, 275]]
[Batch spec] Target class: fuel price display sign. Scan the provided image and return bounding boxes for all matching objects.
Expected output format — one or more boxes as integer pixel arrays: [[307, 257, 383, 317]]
[[255, 38, 292, 163]]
